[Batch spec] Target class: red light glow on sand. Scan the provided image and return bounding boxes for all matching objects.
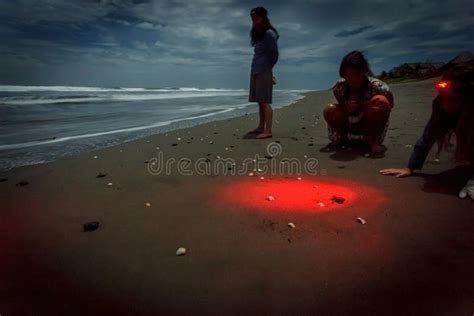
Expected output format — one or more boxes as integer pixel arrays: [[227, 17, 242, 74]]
[[214, 177, 386, 214]]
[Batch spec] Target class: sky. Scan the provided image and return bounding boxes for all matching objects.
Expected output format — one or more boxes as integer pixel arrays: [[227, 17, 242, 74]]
[[0, 0, 473, 90]]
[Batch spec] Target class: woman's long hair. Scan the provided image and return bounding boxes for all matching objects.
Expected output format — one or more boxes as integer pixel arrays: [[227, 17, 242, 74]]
[[250, 16, 279, 47]]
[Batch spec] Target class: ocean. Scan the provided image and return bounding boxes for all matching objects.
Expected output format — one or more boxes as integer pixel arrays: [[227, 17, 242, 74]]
[[0, 85, 308, 170]]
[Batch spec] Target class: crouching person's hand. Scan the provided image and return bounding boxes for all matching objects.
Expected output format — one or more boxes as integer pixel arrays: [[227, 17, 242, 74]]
[[458, 179, 474, 200], [379, 167, 413, 178]]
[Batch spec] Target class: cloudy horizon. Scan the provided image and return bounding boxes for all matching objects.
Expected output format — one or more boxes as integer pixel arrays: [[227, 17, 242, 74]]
[[0, 0, 473, 90]]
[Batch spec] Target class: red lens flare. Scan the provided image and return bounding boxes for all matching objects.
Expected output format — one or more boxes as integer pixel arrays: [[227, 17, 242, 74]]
[[435, 80, 451, 91], [213, 177, 386, 214]]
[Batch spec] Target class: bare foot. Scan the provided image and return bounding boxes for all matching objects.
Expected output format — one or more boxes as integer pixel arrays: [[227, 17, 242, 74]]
[[247, 127, 264, 134], [323, 138, 346, 151], [369, 143, 386, 153], [256, 132, 272, 139]]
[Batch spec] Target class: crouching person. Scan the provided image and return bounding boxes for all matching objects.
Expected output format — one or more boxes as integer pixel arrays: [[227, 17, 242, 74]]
[[380, 68, 474, 200], [324, 51, 394, 153]]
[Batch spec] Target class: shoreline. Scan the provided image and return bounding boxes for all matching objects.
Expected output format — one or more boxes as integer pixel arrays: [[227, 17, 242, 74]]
[[0, 89, 310, 171]]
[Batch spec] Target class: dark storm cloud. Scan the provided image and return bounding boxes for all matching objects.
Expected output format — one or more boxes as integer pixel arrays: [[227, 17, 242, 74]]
[[334, 25, 373, 38], [0, 0, 472, 89]]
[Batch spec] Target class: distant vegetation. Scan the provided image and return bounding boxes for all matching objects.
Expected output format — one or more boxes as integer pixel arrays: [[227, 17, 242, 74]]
[[377, 51, 474, 83]]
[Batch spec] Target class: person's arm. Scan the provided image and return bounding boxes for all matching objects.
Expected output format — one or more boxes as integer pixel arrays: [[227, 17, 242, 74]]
[[380, 97, 450, 177], [372, 79, 394, 108], [264, 30, 278, 68], [407, 97, 450, 171], [332, 80, 346, 106]]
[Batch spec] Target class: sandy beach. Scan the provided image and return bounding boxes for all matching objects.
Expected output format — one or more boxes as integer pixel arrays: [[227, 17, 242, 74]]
[[1, 78, 473, 315]]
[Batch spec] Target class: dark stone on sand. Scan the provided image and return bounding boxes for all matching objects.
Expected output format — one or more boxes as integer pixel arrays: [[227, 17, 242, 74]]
[[308, 143, 314, 146], [172, 143, 178, 146], [213, 132, 218, 135], [265, 155, 274, 160], [331, 196, 346, 204], [291, 137, 299, 141], [83, 221, 100, 232], [230, 145, 234, 148], [205, 158, 211, 163], [16, 180, 29, 187], [275, 140, 281, 143], [96, 173, 107, 178], [144, 160, 149, 164], [0, 178, 7, 182], [337, 166, 346, 169], [301, 127, 306, 130]]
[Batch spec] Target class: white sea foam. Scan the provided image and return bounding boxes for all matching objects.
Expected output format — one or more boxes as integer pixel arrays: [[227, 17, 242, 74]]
[[0, 91, 248, 105], [0, 85, 246, 93], [0, 108, 236, 150]]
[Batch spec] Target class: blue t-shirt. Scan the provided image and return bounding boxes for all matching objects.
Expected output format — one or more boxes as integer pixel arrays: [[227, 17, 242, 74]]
[[251, 29, 279, 74]]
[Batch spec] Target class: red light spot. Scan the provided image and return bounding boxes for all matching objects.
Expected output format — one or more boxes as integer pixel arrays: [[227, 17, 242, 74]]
[[435, 80, 451, 91], [213, 177, 385, 214]]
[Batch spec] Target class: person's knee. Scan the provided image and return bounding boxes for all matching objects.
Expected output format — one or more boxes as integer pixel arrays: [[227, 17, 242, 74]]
[[324, 104, 347, 127], [368, 95, 391, 112]]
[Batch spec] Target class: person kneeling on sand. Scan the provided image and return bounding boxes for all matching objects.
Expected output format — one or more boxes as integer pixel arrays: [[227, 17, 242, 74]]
[[247, 6, 279, 139], [380, 68, 474, 200], [324, 51, 394, 153]]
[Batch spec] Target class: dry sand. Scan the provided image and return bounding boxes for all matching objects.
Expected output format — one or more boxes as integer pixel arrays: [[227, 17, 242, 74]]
[[1, 78, 473, 315]]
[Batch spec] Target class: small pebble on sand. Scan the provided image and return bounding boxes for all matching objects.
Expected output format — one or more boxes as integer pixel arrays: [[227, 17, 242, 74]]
[[288, 222, 296, 229], [364, 153, 370, 157], [248, 172, 254, 176], [297, 177, 302, 180], [107, 182, 113, 187], [176, 247, 187, 256], [145, 203, 151, 207], [317, 202, 325, 207], [93, 155, 98, 159], [83, 221, 100, 232], [267, 195, 275, 201], [209, 141, 214, 144], [260, 176, 265, 180], [357, 217, 367, 225], [331, 196, 346, 204]]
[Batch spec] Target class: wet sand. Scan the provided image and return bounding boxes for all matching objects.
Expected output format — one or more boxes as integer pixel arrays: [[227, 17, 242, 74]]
[[1, 78, 473, 315]]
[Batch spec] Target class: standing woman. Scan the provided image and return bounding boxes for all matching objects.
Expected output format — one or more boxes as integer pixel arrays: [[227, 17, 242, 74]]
[[248, 6, 279, 139]]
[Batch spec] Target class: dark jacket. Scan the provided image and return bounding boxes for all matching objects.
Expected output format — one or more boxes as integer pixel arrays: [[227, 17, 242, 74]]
[[407, 96, 460, 170]]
